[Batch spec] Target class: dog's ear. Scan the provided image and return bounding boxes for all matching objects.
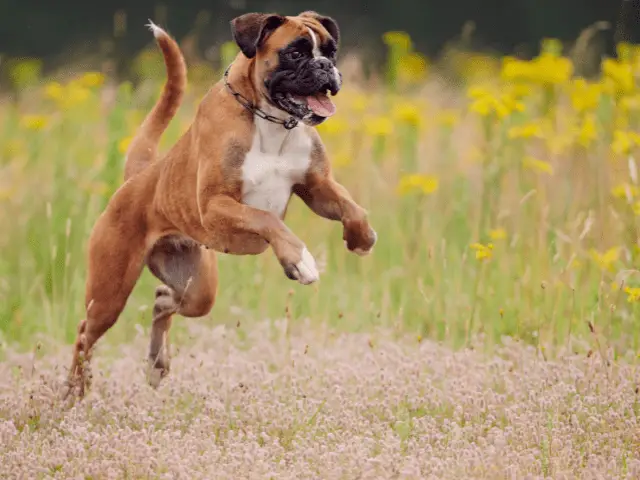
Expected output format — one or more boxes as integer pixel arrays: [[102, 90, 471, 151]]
[[299, 11, 340, 45], [230, 13, 286, 59]]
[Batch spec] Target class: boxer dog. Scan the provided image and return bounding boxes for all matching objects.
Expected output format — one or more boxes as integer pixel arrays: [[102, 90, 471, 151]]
[[64, 11, 377, 398]]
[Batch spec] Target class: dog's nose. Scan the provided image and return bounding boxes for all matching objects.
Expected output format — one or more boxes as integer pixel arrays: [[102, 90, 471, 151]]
[[314, 57, 334, 71]]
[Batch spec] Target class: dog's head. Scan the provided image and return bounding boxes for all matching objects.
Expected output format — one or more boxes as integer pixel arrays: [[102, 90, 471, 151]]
[[231, 11, 342, 126]]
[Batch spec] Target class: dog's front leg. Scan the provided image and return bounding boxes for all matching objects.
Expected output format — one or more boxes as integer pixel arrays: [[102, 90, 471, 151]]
[[293, 173, 377, 256], [201, 195, 319, 284]]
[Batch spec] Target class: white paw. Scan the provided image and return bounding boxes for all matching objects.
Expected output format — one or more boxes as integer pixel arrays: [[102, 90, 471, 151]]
[[295, 247, 320, 285]]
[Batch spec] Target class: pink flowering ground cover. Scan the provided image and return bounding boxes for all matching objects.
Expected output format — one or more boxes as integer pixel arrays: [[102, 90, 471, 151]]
[[1, 318, 639, 479]]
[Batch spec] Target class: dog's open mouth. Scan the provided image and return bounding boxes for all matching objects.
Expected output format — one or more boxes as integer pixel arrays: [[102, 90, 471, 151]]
[[287, 89, 337, 118]]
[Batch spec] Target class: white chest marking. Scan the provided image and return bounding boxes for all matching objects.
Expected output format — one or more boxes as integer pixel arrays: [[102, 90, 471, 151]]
[[241, 116, 312, 217]]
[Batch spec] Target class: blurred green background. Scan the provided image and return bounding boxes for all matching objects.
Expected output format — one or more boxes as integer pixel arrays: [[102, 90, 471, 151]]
[[1, 0, 633, 75]]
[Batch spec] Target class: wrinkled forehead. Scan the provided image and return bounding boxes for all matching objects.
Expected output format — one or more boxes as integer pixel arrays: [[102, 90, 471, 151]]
[[264, 17, 335, 53]]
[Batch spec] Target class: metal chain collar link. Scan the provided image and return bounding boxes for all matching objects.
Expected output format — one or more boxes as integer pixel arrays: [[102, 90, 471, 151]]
[[223, 65, 299, 130]]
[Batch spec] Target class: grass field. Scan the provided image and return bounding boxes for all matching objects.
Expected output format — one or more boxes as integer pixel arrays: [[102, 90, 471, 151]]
[[1, 27, 640, 478]]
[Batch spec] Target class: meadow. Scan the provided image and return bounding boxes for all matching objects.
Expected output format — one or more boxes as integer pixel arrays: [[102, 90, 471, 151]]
[[1, 25, 640, 478]]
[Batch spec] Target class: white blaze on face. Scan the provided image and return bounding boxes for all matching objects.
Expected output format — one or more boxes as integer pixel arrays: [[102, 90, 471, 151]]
[[307, 27, 322, 58], [307, 27, 341, 88]]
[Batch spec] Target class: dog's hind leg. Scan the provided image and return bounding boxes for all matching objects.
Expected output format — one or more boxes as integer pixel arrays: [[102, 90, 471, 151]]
[[65, 200, 149, 399], [145, 236, 218, 387]]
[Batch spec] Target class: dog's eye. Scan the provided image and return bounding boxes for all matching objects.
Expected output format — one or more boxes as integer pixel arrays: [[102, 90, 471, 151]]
[[289, 50, 303, 60]]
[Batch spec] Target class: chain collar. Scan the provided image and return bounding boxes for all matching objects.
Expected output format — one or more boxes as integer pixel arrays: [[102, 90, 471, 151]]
[[223, 64, 299, 130]]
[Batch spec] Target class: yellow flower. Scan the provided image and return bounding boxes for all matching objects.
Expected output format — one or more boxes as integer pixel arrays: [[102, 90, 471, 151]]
[[382, 31, 412, 51], [570, 78, 602, 113], [392, 102, 422, 126], [624, 286, 640, 303], [436, 109, 459, 128], [467, 86, 524, 119], [589, 247, 619, 272], [501, 52, 573, 86], [44, 81, 65, 101], [397, 52, 428, 84], [44, 79, 91, 110], [317, 117, 349, 136], [470, 242, 494, 261], [118, 136, 133, 155], [508, 122, 544, 139], [611, 182, 640, 200], [489, 228, 507, 240], [632, 202, 640, 216], [20, 114, 49, 131], [396, 173, 439, 196], [531, 53, 574, 85], [602, 58, 635, 94], [611, 130, 640, 155], [77, 72, 106, 88], [364, 116, 393, 137], [522, 156, 554, 175], [574, 114, 598, 148]]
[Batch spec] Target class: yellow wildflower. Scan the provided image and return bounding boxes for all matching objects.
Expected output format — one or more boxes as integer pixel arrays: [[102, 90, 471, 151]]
[[77, 72, 106, 88], [118, 136, 133, 155], [531, 53, 573, 85], [570, 78, 602, 113], [589, 247, 619, 272], [632, 202, 640, 216], [611, 130, 640, 155], [364, 116, 393, 137], [397, 52, 428, 84], [602, 58, 635, 94], [20, 114, 49, 131], [436, 109, 459, 128], [574, 114, 598, 148], [501, 52, 573, 86], [392, 102, 422, 126], [382, 31, 412, 51], [317, 117, 349, 136], [467, 86, 524, 118], [611, 182, 640, 200], [44, 81, 65, 101], [522, 156, 554, 175], [489, 228, 507, 240], [470, 242, 494, 261], [624, 286, 640, 303], [508, 122, 544, 139], [396, 173, 439, 196]]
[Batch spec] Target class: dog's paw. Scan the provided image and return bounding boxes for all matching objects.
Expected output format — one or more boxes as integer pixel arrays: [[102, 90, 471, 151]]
[[283, 247, 319, 285], [345, 226, 377, 256]]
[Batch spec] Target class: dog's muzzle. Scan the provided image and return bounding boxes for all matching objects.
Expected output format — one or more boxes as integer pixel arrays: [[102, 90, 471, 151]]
[[266, 60, 342, 123]]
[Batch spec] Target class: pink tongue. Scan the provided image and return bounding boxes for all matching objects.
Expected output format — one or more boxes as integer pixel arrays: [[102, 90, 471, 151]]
[[306, 94, 336, 117]]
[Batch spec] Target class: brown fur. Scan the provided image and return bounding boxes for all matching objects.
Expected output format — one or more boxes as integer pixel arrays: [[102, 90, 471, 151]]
[[64, 13, 376, 398]]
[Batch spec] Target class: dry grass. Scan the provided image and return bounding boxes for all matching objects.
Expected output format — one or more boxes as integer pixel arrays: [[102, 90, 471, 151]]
[[2, 319, 639, 479]]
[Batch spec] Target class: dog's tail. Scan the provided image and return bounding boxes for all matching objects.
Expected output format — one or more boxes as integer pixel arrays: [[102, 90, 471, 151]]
[[123, 21, 187, 181]]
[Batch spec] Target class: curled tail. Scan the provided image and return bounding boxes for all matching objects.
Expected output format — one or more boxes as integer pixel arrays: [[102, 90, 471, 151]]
[[123, 20, 186, 181]]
